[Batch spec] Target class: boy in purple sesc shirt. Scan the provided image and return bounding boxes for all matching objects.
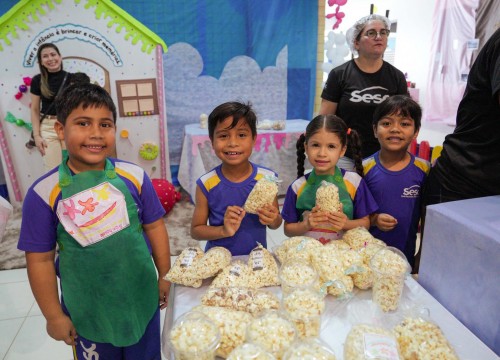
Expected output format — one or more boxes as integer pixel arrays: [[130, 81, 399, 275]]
[[363, 95, 429, 272]]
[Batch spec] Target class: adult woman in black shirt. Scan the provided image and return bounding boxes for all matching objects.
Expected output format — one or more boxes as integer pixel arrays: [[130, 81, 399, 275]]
[[30, 43, 69, 171]]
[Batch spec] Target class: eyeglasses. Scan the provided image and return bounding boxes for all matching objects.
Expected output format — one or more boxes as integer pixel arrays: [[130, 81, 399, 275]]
[[364, 29, 390, 39]]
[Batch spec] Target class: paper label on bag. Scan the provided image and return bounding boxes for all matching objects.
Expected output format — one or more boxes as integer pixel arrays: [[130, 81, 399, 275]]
[[251, 249, 264, 270], [180, 248, 198, 268], [363, 333, 399, 360]]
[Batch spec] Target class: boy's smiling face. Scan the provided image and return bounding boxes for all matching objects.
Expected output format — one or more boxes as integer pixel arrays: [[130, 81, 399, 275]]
[[55, 104, 116, 173], [211, 116, 256, 167], [374, 113, 419, 153]]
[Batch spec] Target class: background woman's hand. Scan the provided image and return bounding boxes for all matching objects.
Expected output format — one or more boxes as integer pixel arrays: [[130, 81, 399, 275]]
[[222, 206, 245, 237], [34, 135, 47, 156]]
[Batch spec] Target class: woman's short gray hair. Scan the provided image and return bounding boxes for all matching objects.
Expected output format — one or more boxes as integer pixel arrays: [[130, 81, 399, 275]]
[[346, 14, 391, 56]]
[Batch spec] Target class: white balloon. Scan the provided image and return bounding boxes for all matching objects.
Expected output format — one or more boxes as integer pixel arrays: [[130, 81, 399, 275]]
[[322, 62, 334, 73], [327, 31, 335, 42], [324, 39, 334, 50], [338, 44, 350, 57], [334, 32, 346, 45], [326, 48, 336, 61]]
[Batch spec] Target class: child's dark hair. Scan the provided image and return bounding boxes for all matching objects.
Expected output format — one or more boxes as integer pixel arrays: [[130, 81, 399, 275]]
[[208, 101, 257, 140], [55, 83, 117, 125], [69, 72, 91, 85], [296, 114, 364, 177], [373, 95, 422, 130]]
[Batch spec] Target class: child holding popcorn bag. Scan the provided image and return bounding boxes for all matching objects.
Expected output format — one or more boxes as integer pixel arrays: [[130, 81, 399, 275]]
[[191, 101, 282, 255], [281, 114, 378, 243]]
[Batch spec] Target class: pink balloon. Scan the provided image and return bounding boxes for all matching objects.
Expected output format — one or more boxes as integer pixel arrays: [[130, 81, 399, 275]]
[[336, 12, 345, 19]]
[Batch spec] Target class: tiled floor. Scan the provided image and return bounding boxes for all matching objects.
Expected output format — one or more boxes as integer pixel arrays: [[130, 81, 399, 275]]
[[0, 121, 452, 359]]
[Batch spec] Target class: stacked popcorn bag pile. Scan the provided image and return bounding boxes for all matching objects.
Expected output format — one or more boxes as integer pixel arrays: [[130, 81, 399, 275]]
[[164, 180, 458, 359]]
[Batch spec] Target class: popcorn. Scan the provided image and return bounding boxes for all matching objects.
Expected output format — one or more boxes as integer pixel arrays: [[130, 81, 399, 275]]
[[248, 244, 280, 287], [193, 305, 253, 359], [227, 343, 276, 360], [324, 239, 351, 251], [279, 260, 320, 295], [195, 246, 232, 279], [394, 317, 458, 360], [201, 287, 280, 315], [370, 247, 410, 312], [316, 181, 341, 213], [273, 236, 322, 264], [311, 246, 353, 298], [211, 260, 255, 289], [169, 311, 220, 360], [283, 339, 336, 360], [246, 311, 297, 360], [244, 176, 279, 214], [351, 243, 386, 290], [342, 227, 377, 250], [344, 324, 401, 360], [164, 247, 204, 288], [282, 288, 325, 339]]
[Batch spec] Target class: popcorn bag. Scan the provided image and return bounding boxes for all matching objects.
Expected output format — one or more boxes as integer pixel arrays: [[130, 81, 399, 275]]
[[243, 176, 279, 214], [194, 246, 232, 279], [248, 243, 280, 287], [370, 247, 410, 312], [344, 324, 401, 360], [393, 316, 459, 360], [246, 310, 297, 360], [282, 288, 325, 339], [193, 305, 253, 358], [201, 287, 280, 315], [164, 246, 204, 288], [210, 260, 255, 289], [316, 181, 341, 213]]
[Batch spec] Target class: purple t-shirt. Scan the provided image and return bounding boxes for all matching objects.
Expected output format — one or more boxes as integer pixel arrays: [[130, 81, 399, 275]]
[[363, 152, 429, 267], [196, 163, 277, 256]]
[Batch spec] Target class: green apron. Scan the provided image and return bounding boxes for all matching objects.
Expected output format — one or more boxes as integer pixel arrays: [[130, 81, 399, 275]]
[[296, 167, 354, 242], [56, 156, 157, 346]]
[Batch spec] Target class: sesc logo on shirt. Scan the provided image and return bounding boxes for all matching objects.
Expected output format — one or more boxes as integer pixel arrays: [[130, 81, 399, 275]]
[[349, 86, 390, 104], [401, 185, 420, 199]]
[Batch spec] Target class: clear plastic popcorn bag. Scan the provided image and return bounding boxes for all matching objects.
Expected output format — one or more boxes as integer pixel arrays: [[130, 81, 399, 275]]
[[244, 175, 280, 214], [316, 180, 341, 213]]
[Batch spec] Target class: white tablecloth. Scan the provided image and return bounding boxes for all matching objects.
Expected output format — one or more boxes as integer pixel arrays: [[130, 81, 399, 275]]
[[419, 196, 500, 355], [177, 120, 310, 202], [161, 268, 497, 359]]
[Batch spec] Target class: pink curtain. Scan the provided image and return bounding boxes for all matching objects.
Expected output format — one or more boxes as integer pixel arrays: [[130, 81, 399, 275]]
[[424, 0, 479, 123]]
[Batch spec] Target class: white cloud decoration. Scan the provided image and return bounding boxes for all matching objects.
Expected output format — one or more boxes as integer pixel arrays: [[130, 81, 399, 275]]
[[163, 42, 288, 164]]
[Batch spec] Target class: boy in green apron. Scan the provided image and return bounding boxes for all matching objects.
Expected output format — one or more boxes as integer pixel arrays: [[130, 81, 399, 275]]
[[18, 83, 171, 359]]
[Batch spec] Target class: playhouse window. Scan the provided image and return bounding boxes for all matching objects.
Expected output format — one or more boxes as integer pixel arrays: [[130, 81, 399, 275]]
[[116, 79, 158, 117]]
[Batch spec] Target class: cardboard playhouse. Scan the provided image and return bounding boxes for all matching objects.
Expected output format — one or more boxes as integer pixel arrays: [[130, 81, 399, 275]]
[[0, 0, 172, 208]]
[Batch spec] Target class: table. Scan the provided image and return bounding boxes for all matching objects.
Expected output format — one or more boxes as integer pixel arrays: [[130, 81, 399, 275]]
[[161, 271, 497, 359], [177, 120, 310, 202], [419, 196, 500, 355]]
